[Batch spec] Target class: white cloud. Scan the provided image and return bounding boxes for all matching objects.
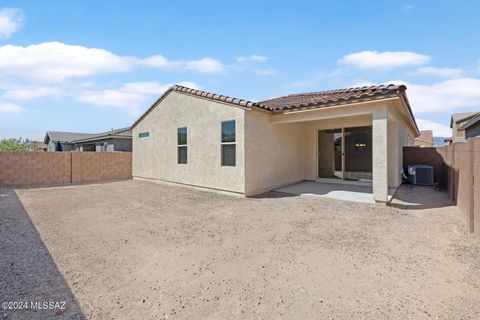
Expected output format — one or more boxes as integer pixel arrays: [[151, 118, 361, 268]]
[[143, 55, 170, 68], [0, 42, 226, 86], [236, 55, 269, 63], [77, 81, 200, 115], [144, 55, 224, 73], [339, 51, 431, 70], [0, 8, 24, 39], [392, 78, 480, 114], [0, 42, 139, 83], [0, 101, 24, 113], [184, 57, 224, 73], [416, 118, 451, 137], [78, 89, 145, 116], [121, 81, 200, 95], [2, 86, 62, 100], [255, 69, 277, 76], [411, 66, 463, 78]]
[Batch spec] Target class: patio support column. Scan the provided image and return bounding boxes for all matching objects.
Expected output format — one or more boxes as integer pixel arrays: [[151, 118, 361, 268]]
[[372, 106, 389, 203]]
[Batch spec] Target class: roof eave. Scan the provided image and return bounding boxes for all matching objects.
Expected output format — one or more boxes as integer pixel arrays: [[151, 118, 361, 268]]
[[72, 134, 132, 143], [458, 114, 480, 131]]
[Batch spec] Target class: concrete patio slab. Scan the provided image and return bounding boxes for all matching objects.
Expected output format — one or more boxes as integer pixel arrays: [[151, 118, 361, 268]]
[[274, 181, 395, 203]]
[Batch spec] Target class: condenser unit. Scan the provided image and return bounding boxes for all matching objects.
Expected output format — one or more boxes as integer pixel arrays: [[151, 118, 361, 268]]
[[408, 165, 434, 186]]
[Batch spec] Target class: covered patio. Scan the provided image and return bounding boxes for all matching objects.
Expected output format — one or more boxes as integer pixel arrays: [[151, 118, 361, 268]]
[[265, 95, 417, 203], [274, 181, 396, 204]]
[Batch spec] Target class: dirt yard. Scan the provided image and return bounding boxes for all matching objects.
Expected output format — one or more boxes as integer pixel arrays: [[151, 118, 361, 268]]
[[1, 180, 480, 319]]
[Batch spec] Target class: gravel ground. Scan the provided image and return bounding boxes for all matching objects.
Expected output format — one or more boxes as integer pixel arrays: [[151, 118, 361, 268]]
[[1, 180, 479, 319]]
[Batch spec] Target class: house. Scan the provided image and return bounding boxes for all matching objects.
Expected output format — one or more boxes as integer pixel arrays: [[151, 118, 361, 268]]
[[44, 131, 97, 151], [44, 128, 132, 152], [449, 112, 479, 143], [414, 130, 433, 147], [458, 113, 480, 139], [131, 84, 419, 203], [72, 127, 132, 152]]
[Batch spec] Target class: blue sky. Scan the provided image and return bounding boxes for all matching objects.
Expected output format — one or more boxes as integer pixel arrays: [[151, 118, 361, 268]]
[[1, 0, 479, 139]]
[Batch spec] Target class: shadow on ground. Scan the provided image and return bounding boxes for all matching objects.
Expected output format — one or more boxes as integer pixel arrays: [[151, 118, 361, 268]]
[[0, 188, 85, 320], [389, 184, 454, 210]]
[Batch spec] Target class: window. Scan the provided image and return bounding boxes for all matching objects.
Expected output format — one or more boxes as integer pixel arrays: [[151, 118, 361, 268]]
[[101, 142, 108, 152], [177, 127, 187, 164], [139, 132, 149, 139], [221, 120, 236, 166]]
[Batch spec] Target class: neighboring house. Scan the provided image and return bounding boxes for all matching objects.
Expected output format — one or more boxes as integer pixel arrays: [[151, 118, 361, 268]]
[[132, 84, 418, 203], [44, 131, 97, 151], [414, 130, 433, 147], [458, 113, 480, 139], [444, 138, 452, 146], [449, 112, 479, 143], [72, 127, 132, 152], [44, 128, 132, 152]]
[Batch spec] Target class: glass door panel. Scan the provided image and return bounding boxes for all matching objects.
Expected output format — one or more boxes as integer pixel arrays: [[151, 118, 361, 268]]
[[318, 129, 342, 179], [343, 126, 372, 181]]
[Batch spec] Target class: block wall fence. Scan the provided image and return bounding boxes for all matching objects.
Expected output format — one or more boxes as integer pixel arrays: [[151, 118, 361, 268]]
[[0, 152, 132, 187], [403, 137, 480, 237]]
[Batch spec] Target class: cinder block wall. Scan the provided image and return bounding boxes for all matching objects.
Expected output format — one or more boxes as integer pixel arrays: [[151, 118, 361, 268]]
[[403, 137, 479, 236], [72, 152, 132, 183], [474, 139, 480, 236], [0, 152, 132, 187]]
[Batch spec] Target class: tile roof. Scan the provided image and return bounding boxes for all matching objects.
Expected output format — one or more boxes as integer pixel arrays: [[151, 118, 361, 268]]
[[132, 85, 261, 128], [132, 84, 417, 132], [258, 84, 407, 112], [171, 85, 259, 108]]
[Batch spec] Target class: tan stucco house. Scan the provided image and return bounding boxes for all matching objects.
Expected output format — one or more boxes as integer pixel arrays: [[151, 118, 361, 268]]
[[132, 84, 419, 203]]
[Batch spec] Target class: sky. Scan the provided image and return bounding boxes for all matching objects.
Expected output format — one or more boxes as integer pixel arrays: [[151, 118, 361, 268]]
[[0, 0, 479, 140]]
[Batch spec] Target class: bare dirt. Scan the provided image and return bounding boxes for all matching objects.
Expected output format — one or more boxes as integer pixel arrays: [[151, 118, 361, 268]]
[[1, 180, 480, 319]]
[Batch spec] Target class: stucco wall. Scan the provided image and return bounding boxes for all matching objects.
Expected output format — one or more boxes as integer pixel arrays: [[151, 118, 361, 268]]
[[133, 93, 417, 200], [244, 111, 304, 195], [132, 92, 245, 193], [81, 138, 132, 152], [387, 105, 417, 188]]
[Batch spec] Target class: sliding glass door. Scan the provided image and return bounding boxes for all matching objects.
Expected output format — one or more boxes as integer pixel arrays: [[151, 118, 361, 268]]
[[318, 126, 372, 182], [317, 129, 342, 179]]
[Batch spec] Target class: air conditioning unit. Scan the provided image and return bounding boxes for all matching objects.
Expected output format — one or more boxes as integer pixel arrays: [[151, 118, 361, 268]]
[[408, 165, 434, 186]]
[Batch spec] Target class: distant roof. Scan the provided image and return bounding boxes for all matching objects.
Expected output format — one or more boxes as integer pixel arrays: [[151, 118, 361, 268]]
[[44, 131, 96, 144], [450, 112, 478, 128], [71, 127, 131, 143], [44, 127, 131, 144], [132, 84, 417, 132], [458, 113, 480, 131]]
